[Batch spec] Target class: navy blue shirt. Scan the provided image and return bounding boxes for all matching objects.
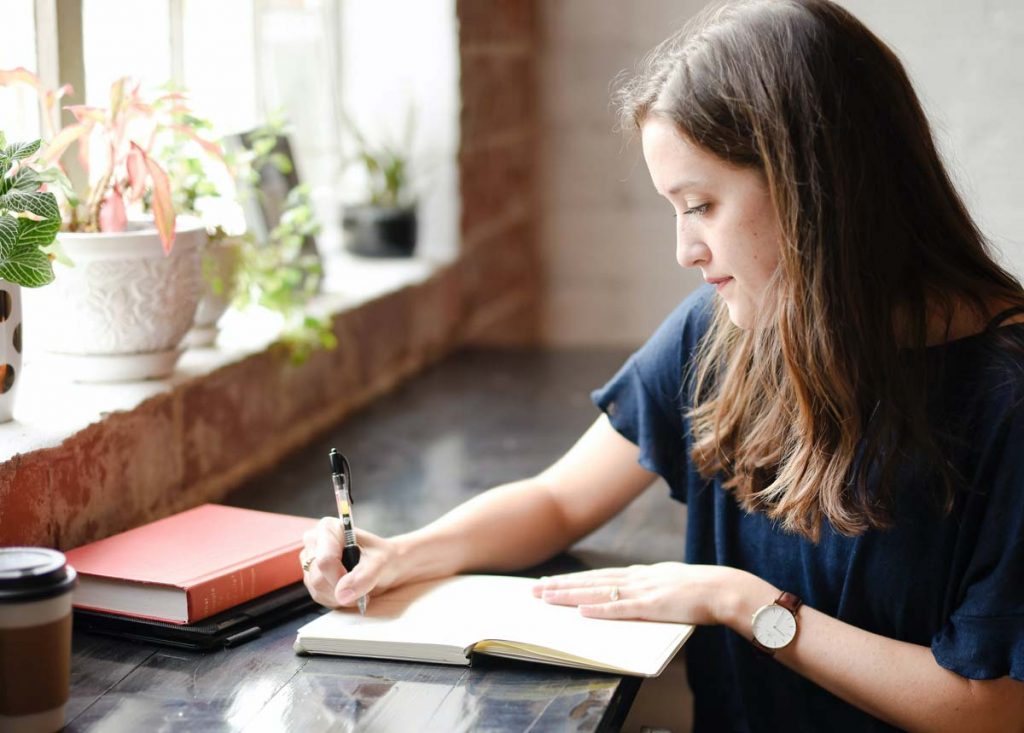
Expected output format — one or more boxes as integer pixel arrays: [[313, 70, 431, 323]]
[[592, 285, 1024, 732]]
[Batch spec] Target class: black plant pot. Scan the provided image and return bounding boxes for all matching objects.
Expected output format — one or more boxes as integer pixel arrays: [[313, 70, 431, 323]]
[[341, 204, 417, 258]]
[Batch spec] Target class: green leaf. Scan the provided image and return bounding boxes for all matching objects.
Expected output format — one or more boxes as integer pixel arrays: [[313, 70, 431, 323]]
[[269, 152, 292, 175], [0, 132, 6, 150], [0, 190, 59, 223], [16, 210, 60, 246], [0, 158, 9, 186], [5, 167, 42, 194], [253, 138, 276, 158], [5, 139, 41, 162], [0, 216, 16, 252], [0, 244, 55, 287], [33, 166, 74, 200], [42, 237, 73, 267]]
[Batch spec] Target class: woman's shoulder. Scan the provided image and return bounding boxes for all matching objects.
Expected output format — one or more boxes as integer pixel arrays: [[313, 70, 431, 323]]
[[931, 324, 1024, 468], [939, 322, 1024, 402]]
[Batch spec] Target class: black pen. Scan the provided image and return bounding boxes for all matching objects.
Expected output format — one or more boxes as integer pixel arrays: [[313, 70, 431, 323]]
[[330, 449, 367, 615]]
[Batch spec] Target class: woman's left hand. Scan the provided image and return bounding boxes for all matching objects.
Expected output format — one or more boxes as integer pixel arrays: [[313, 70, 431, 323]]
[[532, 562, 749, 626]]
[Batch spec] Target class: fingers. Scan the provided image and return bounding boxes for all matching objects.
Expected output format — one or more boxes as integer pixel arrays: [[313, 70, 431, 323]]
[[539, 585, 624, 607], [532, 568, 628, 598], [537, 578, 646, 620], [578, 599, 644, 620], [302, 521, 390, 610], [301, 517, 346, 608], [334, 550, 381, 606], [313, 516, 343, 573], [532, 567, 649, 620]]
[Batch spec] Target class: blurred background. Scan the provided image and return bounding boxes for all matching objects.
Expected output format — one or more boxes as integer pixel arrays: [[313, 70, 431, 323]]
[[2, 0, 1022, 348]]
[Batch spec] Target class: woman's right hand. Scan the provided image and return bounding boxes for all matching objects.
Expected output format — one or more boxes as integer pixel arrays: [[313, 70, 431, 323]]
[[300, 517, 401, 609]]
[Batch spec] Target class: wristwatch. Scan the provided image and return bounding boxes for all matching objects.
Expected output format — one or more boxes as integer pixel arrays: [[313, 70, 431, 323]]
[[751, 591, 802, 655]]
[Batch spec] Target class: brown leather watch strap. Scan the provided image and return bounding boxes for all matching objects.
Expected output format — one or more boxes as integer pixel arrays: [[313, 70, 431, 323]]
[[776, 591, 803, 614], [751, 635, 774, 655]]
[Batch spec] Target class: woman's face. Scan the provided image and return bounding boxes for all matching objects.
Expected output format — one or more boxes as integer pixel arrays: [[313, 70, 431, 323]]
[[641, 117, 781, 329]]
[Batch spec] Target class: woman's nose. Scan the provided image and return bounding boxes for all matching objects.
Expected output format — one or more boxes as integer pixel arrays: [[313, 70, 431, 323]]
[[677, 235, 710, 269]]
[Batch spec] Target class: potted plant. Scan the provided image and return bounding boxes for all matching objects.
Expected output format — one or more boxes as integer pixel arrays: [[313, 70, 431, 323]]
[[339, 113, 417, 258], [229, 121, 335, 362], [154, 110, 334, 362], [1, 70, 210, 381], [0, 135, 60, 422], [148, 92, 243, 348]]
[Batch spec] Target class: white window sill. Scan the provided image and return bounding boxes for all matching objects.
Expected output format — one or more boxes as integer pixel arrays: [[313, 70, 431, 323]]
[[0, 250, 449, 463]]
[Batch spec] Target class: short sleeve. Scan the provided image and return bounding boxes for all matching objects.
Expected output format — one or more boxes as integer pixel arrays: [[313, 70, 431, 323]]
[[931, 404, 1024, 681], [591, 286, 715, 500]]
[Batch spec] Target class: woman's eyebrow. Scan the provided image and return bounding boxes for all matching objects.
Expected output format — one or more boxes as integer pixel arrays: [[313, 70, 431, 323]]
[[666, 178, 708, 195]]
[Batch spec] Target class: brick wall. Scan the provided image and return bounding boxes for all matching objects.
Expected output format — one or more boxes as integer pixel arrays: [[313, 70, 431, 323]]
[[456, 0, 542, 345], [0, 279, 464, 549]]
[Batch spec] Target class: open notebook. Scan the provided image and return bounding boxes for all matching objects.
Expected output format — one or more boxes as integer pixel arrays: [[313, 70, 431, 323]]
[[293, 575, 693, 677]]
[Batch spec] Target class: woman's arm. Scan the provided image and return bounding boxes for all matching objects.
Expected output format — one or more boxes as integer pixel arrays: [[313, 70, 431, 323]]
[[307, 415, 657, 607], [724, 573, 1024, 733], [538, 566, 1024, 733], [387, 414, 657, 582]]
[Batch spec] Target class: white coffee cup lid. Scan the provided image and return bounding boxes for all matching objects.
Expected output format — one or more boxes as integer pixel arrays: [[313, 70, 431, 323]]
[[0, 547, 77, 603]]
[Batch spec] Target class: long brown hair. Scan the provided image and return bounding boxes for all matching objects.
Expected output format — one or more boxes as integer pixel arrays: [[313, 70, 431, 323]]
[[615, 0, 1024, 540]]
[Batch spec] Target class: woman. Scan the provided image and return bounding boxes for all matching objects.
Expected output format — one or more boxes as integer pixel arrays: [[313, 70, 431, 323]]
[[302, 1, 1024, 730]]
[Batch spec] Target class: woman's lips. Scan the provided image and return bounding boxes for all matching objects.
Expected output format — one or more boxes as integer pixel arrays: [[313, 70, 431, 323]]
[[706, 276, 733, 291]]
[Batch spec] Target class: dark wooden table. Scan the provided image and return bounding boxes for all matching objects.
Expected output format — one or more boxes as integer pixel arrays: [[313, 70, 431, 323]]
[[67, 349, 688, 732]]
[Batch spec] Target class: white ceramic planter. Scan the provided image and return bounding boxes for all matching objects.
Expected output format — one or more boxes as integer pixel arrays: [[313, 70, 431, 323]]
[[186, 235, 242, 348], [0, 282, 22, 422], [23, 217, 206, 382]]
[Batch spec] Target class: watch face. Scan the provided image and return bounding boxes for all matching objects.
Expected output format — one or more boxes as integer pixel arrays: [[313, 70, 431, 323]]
[[752, 603, 796, 649]]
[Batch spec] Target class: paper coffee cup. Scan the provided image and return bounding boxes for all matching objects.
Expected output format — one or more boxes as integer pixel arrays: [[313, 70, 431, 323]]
[[0, 548, 77, 733]]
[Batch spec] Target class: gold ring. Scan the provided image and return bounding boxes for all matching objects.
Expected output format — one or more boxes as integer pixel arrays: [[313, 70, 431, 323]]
[[610, 586, 620, 602], [301, 554, 315, 572]]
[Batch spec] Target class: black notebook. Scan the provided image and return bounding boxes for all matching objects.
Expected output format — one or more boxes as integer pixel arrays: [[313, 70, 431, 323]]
[[74, 581, 318, 650]]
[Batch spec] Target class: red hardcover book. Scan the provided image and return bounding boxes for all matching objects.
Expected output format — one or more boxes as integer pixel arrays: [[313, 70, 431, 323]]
[[65, 504, 317, 624]]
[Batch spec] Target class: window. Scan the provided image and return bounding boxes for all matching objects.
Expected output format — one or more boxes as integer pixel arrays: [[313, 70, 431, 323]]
[[0, 1, 41, 141], [3, 0, 457, 259], [180, 0, 260, 135], [82, 0, 172, 105], [253, 0, 341, 189]]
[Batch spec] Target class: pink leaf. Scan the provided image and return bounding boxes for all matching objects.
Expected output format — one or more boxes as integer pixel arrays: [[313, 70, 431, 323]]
[[99, 190, 127, 232], [108, 77, 127, 119], [125, 145, 147, 203], [43, 83, 74, 110], [131, 142, 175, 254], [170, 124, 229, 164], [41, 122, 91, 166], [152, 91, 187, 104], [0, 67, 44, 90], [77, 130, 91, 178], [127, 100, 155, 116], [65, 105, 105, 124]]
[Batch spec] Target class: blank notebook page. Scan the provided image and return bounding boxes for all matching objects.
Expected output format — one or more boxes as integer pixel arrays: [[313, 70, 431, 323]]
[[295, 575, 692, 675]]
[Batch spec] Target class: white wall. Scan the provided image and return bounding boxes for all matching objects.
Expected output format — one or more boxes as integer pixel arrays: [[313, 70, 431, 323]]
[[538, 0, 708, 347], [337, 0, 460, 262], [837, 0, 1024, 278], [538, 0, 1024, 347]]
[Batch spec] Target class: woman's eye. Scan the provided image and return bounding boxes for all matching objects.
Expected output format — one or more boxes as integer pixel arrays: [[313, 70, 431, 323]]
[[684, 203, 710, 216]]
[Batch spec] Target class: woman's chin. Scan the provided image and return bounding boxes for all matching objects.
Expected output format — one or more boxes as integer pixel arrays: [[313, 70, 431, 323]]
[[723, 301, 753, 330]]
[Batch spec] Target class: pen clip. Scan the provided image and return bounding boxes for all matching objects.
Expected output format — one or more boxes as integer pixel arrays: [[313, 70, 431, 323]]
[[329, 448, 353, 502]]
